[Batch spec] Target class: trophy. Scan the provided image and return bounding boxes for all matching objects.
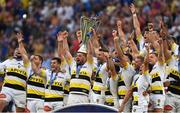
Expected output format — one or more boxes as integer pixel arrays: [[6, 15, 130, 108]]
[[80, 16, 101, 45]]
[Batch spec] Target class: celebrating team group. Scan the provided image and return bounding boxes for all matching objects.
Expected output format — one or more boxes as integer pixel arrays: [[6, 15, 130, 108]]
[[0, 4, 179, 113]]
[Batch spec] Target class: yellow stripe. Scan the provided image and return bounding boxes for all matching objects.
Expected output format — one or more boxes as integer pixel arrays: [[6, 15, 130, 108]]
[[29, 76, 45, 84], [93, 67, 97, 72], [6, 68, 27, 76], [64, 84, 69, 91], [0, 72, 4, 75], [72, 70, 90, 77], [24, 62, 30, 68], [79, 70, 90, 77], [171, 43, 176, 52], [27, 89, 44, 95], [170, 85, 180, 90], [60, 59, 66, 66], [151, 73, 160, 78], [170, 70, 180, 77], [45, 93, 63, 98], [105, 97, 113, 103], [70, 82, 90, 90], [123, 62, 129, 69], [92, 85, 102, 91], [143, 70, 149, 75], [136, 34, 143, 42], [5, 79, 26, 88], [151, 85, 163, 91], [40, 69, 47, 78], [118, 89, 127, 95], [133, 95, 138, 101]]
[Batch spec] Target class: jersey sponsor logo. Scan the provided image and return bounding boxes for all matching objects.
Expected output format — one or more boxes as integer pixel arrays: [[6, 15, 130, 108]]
[[29, 77, 44, 84], [151, 73, 160, 79], [7, 68, 27, 76]]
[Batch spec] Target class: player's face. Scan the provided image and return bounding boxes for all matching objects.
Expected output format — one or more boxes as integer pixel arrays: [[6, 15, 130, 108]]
[[51, 60, 59, 71], [97, 51, 105, 62], [13, 48, 21, 58], [32, 55, 41, 65], [139, 64, 144, 73], [112, 50, 118, 58], [134, 57, 143, 70], [143, 31, 149, 43], [76, 53, 86, 65], [149, 53, 157, 65]]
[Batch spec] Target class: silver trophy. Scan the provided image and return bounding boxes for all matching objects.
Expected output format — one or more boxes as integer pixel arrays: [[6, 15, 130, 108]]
[[80, 16, 101, 45]]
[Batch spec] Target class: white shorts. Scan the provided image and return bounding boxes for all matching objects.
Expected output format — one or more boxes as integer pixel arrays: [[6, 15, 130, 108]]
[[150, 94, 165, 109], [63, 95, 68, 106], [91, 91, 105, 104], [67, 93, 89, 105], [164, 93, 180, 113], [27, 99, 44, 112], [0, 87, 26, 108], [44, 101, 63, 111], [132, 105, 148, 113]]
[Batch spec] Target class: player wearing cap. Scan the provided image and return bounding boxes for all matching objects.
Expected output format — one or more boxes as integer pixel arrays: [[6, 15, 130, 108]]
[[63, 32, 94, 105]]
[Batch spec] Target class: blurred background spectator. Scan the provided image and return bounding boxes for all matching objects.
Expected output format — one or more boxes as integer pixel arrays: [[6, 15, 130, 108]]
[[0, 0, 179, 68]]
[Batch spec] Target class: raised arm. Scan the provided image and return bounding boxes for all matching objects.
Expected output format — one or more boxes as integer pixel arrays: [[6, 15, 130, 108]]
[[106, 56, 117, 80], [87, 39, 94, 64], [16, 33, 29, 66], [91, 29, 100, 50], [57, 31, 69, 63], [57, 32, 64, 58], [129, 4, 142, 38], [159, 21, 172, 62], [157, 39, 165, 65], [61, 31, 73, 65], [163, 39, 172, 62], [112, 30, 128, 68], [143, 44, 150, 73], [63, 31, 70, 53], [128, 32, 139, 59], [117, 20, 127, 48]]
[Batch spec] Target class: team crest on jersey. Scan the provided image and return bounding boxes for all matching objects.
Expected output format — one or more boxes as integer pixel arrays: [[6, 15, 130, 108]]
[[133, 108, 136, 112]]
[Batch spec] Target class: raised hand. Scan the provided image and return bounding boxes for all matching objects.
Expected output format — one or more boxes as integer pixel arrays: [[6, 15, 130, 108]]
[[16, 32, 23, 43], [57, 31, 68, 42], [112, 30, 118, 38], [57, 31, 63, 42], [129, 4, 136, 14], [159, 20, 168, 38], [117, 20, 122, 28], [63, 31, 68, 39]]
